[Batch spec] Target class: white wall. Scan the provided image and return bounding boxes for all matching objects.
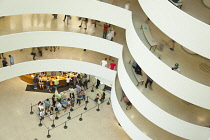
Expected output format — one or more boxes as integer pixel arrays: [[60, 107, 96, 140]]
[[126, 17, 210, 110], [111, 81, 152, 140], [138, 0, 210, 59], [0, 0, 131, 29], [0, 59, 116, 85], [0, 31, 123, 59], [117, 56, 210, 140]]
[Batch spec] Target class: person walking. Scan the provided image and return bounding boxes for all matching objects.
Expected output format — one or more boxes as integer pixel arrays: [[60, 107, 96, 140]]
[[102, 23, 109, 38], [100, 58, 108, 67], [39, 77, 44, 89], [145, 75, 153, 90], [33, 75, 38, 89], [49, 79, 53, 92], [109, 60, 117, 70], [79, 18, 88, 30], [31, 50, 36, 60], [8, 55, 14, 65], [2, 58, 8, 67], [63, 15, 71, 25]]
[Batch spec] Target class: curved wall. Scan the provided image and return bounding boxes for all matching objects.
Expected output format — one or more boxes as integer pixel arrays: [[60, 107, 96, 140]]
[[126, 17, 210, 110], [117, 56, 210, 140], [111, 81, 152, 140], [0, 0, 210, 110], [0, 59, 116, 85], [138, 0, 210, 59], [0, 31, 123, 59], [0, 0, 131, 29]]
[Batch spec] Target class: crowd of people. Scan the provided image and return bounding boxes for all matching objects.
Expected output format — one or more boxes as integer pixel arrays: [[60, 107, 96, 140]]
[[33, 72, 89, 91], [37, 86, 106, 121]]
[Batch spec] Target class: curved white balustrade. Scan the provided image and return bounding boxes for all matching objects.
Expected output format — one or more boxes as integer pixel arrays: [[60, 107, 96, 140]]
[[111, 81, 152, 140], [1, 0, 210, 138], [0, 31, 123, 59], [0, 0, 210, 110], [138, 0, 210, 59], [126, 17, 210, 110], [0, 0, 131, 29], [117, 57, 210, 140], [0, 59, 116, 85]]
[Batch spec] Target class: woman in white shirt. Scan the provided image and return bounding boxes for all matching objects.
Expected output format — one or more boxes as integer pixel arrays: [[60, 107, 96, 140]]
[[107, 28, 115, 41], [65, 76, 71, 86]]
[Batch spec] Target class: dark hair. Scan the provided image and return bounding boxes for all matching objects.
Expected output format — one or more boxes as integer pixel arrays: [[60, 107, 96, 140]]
[[105, 58, 107, 60], [46, 99, 49, 101]]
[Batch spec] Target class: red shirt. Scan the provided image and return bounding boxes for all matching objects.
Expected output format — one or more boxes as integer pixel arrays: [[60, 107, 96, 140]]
[[103, 24, 109, 32], [110, 63, 116, 70]]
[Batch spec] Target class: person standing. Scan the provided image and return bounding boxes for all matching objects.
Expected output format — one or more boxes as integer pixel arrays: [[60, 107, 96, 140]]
[[76, 84, 81, 94], [76, 93, 82, 106], [52, 14, 58, 19], [100, 92, 106, 102], [52, 95, 56, 107], [2, 58, 8, 67], [107, 28, 115, 41], [65, 76, 71, 87], [33, 75, 38, 89], [69, 86, 75, 98], [49, 79, 53, 92], [71, 97, 75, 107], [55, 92, 62, 103], [46, 79, 50, 91], [94, 93, 100, 104], [44, 99, 51, 113], [49, 107, 54, 121], [8, 55, 14, 65], [39, 109, 45, 120], [100, 58, 108, 67], [53, 77, 59, 89], [39, 77, 44, 89], [145, 75, 153, 89], [109, 60, 117, 70], [102, 23, 109, 39]]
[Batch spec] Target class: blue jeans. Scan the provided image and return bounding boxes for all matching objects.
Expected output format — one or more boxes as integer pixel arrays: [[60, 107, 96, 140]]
[[103, 32, 107, 39], [34, 83, 37, 89]]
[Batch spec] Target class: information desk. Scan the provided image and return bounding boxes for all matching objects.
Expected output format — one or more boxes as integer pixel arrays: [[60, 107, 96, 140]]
[[20, 72, 86, 86]]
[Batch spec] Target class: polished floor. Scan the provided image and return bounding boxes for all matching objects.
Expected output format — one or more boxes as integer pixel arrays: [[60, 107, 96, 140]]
[[1, 0, 210, 139], [0, 77, 130, 140]]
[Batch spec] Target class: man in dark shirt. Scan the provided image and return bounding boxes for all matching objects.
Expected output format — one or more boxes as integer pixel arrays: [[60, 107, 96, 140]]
[[2, 58, 8, 67], [33, 75, 38, 89], [103, 23, 109, 39]]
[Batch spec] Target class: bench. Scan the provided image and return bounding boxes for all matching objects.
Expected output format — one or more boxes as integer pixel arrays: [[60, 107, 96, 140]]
[[169, 0, 182, 9], [141, 24, 158, 51], [129, 60, 144, 86]]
